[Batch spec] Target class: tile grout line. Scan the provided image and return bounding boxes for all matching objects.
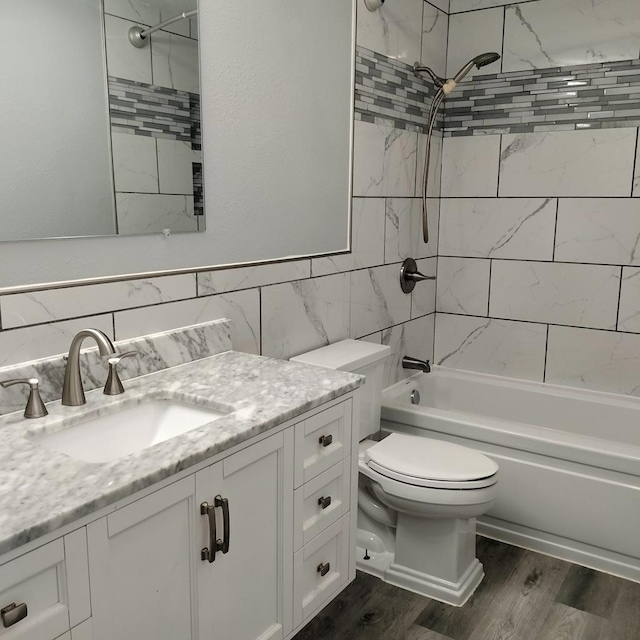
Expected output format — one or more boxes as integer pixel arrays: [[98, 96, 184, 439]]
[[542, 323, 549, 382], [630, 128, 639, 197], [614, 266, 624, 331], [551, 198, 559, 262]]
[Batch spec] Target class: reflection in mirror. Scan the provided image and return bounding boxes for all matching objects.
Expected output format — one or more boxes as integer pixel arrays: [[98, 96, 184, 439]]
[[0, 0, 204, 242]]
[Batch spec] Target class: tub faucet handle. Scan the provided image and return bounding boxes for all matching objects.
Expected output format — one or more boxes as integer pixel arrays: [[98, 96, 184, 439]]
[[0, 378, 48, 419], [400, 258, 436, 294]]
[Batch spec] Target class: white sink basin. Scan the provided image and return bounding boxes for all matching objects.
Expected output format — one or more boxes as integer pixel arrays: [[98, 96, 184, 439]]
[[33, 399, 228, 463]]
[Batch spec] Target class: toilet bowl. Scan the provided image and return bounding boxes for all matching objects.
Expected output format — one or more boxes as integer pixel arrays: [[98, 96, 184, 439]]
[[291, 340, 499, 606]]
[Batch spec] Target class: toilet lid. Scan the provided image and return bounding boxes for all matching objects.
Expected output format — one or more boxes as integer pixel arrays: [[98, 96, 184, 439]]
[[365, 433, 498, 488]]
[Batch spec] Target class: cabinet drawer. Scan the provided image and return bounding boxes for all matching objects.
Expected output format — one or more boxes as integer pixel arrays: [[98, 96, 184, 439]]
[[0, 529, 90, 640], [0, 541, 69, 640], [294, 401, 352, 487], [293, 515, 350, 628], [294, 458, 351, 550]]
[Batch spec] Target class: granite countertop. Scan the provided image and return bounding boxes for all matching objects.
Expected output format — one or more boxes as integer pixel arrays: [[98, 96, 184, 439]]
[[0, 351, 362, 557]]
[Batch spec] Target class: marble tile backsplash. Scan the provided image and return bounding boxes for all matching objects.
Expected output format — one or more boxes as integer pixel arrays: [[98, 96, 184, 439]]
[[0, 319, 231, 417]]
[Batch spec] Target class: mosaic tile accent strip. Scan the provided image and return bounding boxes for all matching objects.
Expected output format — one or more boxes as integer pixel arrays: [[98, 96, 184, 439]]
[[193, 163, 203, 217], [355, 46, 443, 133], [108, 76, 200, 145], [444, 58, 640, 137], [190, 93, 202, 151]]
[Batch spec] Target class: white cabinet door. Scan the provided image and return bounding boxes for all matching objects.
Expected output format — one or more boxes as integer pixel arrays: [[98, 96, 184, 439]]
[[197, 430, 294, 640], [87, 477, 200, 640]]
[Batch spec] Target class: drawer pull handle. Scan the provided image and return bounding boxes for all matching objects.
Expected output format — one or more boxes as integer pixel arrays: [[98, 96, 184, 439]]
[[318, 496, 332, 510], [1, 603, 27, 628], [317, 562, 330, 577], [200, 501, 223, 563], [319, 434, 333, 447]]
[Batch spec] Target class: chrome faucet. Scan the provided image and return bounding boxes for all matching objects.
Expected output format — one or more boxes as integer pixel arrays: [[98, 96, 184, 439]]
[[62, 329, 116, 406], [402, 356, 431, 373]]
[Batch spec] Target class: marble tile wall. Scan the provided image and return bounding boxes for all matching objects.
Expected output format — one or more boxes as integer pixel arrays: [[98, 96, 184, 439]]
[[432, 0, 640, 398], [0, 0, 438, 416], [436, 123, 640, 396], [0, 241, 436, 408], [449, 0, 640, 73]]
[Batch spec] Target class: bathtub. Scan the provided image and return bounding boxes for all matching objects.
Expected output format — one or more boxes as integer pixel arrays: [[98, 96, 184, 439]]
[[380, 367, 640, 582]]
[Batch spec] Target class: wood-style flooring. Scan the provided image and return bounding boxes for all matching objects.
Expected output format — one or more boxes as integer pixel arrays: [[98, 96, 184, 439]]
[[292, 538, 640, 640]]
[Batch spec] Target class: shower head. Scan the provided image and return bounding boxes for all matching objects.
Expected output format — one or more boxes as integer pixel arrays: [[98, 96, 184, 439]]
[[451, 51, 501, 83], [473, 52, 501, 69]]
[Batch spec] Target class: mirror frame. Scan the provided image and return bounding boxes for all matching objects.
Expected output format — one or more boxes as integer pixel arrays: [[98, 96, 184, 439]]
[[0, 0, 356, 295]]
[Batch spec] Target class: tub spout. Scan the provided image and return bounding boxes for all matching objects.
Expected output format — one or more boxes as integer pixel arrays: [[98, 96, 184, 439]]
[[402, 356, 431, 373]]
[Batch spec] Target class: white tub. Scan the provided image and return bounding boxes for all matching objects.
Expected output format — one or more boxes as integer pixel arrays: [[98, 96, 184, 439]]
[[381, 367, 640, 582]]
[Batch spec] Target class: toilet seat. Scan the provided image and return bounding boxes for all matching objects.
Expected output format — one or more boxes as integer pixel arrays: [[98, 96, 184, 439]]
[[359, 456, 499, 508], [365, 433, 498, 490]]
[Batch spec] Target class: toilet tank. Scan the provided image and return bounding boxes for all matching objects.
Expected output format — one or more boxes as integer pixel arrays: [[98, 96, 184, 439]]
[[290, 340, 391, 441]]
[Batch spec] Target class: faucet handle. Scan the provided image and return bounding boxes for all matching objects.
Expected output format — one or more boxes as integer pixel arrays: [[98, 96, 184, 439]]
[[103, 351, 137, 396], [0, 378, 48, 419], [400, 258, 436, 294]]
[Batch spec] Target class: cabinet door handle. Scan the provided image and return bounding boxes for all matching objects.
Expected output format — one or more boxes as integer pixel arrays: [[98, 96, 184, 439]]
[[318, 496, 332, 510], [317, 562, 330, 577], [200, 501, 223, 563], [319, 434, 333, 447], [1, 603, 27, 628], [215, 495, 230, 554]]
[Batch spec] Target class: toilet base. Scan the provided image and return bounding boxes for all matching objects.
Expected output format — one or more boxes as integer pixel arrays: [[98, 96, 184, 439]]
[[386, 556, 484, 607], [356, 511, 485, 606]]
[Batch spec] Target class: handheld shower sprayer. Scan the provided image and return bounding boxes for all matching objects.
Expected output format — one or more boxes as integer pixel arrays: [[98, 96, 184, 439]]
[[414, 52, 500, 242]]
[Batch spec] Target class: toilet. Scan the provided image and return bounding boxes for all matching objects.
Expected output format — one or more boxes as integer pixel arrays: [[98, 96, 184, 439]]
[[291, 340, 498, 606]]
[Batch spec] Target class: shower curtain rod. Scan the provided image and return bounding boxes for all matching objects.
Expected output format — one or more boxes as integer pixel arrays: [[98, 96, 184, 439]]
[[129, 9, 197, 47]]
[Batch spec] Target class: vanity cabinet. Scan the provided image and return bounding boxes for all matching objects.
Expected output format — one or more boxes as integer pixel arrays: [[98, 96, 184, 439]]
[[0, 393, 357, 640], [87, 430, 292, 640], [195, 430, 293, 640]]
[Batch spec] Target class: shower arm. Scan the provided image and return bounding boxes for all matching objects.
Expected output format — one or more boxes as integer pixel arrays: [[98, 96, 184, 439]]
[[129, 9, 197, 47], [413, 63, 446, 88]]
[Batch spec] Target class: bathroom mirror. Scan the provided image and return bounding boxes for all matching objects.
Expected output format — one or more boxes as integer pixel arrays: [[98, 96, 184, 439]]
[[0, 0, 204, 241], [0, 0, 354, 291]]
